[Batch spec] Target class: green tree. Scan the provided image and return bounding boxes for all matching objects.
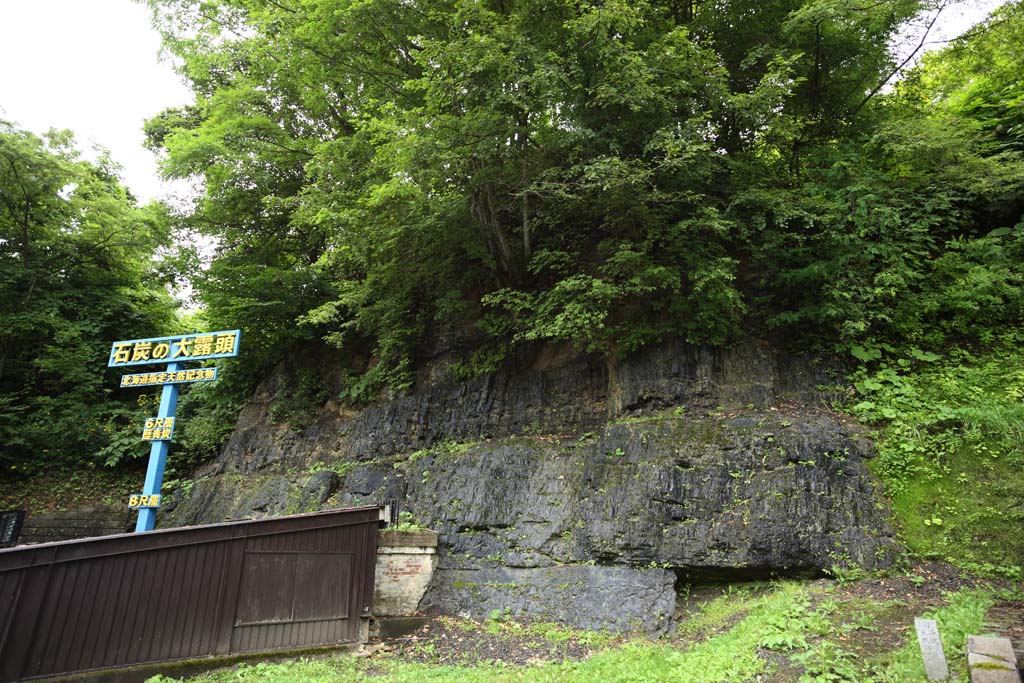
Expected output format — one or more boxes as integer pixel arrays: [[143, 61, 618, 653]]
[[144, 0, 1023, 396], [0, 121, 179, 474]]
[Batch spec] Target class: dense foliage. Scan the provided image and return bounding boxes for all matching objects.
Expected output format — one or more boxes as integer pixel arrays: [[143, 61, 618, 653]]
[[0, 123, 179, 474], [142, 0, 1024, 398], [3, 1, 1024, 568]]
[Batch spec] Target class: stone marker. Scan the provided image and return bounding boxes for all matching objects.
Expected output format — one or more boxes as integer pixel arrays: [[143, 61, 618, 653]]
[[0, 510, 25, 548], [916, 618, 951, 680], [967, 635, 1022, 683]]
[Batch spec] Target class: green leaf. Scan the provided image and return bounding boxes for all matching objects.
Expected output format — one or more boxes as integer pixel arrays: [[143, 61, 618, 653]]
[[910, 348, 941, 363], [851, 345, 883, 362]]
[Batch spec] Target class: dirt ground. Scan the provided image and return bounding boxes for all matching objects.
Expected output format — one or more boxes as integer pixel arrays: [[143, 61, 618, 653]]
[[366, 616, 621, 667], [368, 562, 1023, 673]]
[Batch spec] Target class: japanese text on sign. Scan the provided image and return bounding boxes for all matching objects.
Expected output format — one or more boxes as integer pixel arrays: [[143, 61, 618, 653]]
[[108, 330, 241, 367], [142, 417, 175, 441], [120, 368, 218, 388], [128, 494, 161, 509]]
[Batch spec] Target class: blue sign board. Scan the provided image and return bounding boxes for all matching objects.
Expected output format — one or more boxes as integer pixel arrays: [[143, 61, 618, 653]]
[[142, 417, 176, 441], [108, 330, 241, 367], [110, 329, 241, 532], [120, 367, 218, 388], [128, 494, 162, 509]]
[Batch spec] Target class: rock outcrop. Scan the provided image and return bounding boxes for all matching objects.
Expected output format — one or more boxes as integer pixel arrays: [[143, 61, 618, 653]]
[[162, 340, 900, 634]]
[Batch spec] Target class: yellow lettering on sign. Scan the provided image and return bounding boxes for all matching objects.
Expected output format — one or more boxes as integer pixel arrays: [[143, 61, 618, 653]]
[[131, 342, 152, 362], [175, 371, 186, 381], [157, 373, 168, 384], [185, 370, 196, 381], [152, 343, 170, 360], [145, 418, 156, 429], [143, 429, 152, 439], [113, 344, 132, 364], [160, 429, 171, 440], [214, 333, 237, 354], [192, 335, 215, 356], [172, 336, 192, 358], [129, 495, 140, 507], [165, 418, 175, 429], [120, 376, 129, 388], [204, 369, 216, 379]]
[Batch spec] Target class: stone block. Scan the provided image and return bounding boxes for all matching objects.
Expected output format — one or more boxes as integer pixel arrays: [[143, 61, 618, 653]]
[[379, 529, 438, 548], [968, 635, 1022, 683]]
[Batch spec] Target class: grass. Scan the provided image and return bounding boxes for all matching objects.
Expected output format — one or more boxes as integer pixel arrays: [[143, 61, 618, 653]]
[[146, 584, 1001, 683], [674, 582, 769, 639], [476, 616, 617, 648], [849, 342, 1024, 576], [864, 589, 993, 682], [880, 445, 1024, 577]]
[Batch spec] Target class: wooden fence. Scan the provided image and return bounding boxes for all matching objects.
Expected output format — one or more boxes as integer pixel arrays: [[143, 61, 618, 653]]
[[0, 507, 381, 682]]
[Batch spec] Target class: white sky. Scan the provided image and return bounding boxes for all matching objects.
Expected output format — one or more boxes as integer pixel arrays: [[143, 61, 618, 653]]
[[0, 0, 191, 203], [0, 0, 1011, 204]]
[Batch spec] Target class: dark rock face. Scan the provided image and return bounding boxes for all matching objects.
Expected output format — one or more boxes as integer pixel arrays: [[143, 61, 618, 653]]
[[162, 340, 899, 633], [420, 565, 677, 634], [208, 340, 840, 475], [162, 470, 340, 524], [404, 417, 897, 574]]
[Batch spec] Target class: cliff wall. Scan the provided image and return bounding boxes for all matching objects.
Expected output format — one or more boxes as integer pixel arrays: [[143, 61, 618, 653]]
[[162, 341, 899, 633]]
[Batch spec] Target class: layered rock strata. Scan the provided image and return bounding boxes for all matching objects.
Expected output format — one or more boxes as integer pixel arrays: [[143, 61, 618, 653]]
[[162, 341, 899, 633]]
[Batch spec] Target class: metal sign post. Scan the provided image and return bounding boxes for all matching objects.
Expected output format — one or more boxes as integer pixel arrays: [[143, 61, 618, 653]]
[[107, 330, 241, 532], [135, 362, 181, 532]]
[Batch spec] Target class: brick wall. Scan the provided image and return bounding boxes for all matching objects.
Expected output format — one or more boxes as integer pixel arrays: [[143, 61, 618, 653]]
[[373, 529, 438, 617]]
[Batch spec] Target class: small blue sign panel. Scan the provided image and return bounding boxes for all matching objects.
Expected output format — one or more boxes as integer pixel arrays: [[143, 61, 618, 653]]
[[120, 367, 219, 388], [108, 330, 241, 367], [142, 417, 175, 441], [128, 494, 161, 509]]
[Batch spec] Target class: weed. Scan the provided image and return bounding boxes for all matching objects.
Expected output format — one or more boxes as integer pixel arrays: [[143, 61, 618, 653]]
[[390, 510, 427, 532], [848, 343, 1024, 568]]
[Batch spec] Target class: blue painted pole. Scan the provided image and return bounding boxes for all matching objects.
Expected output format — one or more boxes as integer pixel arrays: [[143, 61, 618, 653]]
[[135, 361, 182, 532]]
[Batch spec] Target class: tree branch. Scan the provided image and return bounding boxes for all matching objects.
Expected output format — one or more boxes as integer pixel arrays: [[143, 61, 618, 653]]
[[851, 2, 947, 117]]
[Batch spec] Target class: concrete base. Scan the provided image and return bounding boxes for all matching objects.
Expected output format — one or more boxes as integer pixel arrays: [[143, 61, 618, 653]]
[[968, 636, 1022, 683]]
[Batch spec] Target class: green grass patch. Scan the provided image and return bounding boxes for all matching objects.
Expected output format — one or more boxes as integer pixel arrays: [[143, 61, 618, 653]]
[[148, 584, 1003, 683], [492, 619, 616, 648], [152, 582, 834, 683], [865, 588, 993, 682], [849, 341, 1024, 574], [675, 582, 769, 639]]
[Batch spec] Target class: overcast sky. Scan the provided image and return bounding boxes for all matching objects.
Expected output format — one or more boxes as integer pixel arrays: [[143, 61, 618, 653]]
[[0, 0, 191, 202], [0, 0, 1010, 203]]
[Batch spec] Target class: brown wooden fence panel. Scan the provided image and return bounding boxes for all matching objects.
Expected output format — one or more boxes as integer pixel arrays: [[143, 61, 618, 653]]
[[0, 507, 381, 682]]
